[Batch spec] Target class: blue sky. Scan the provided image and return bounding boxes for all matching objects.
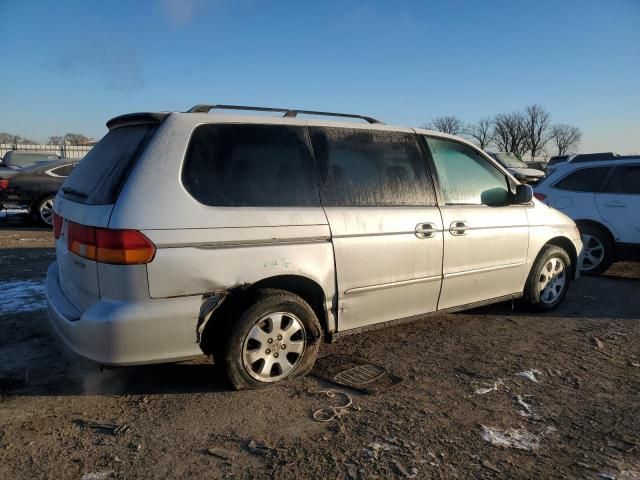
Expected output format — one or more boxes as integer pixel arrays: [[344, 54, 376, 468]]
[[1, 0, 638, 153]]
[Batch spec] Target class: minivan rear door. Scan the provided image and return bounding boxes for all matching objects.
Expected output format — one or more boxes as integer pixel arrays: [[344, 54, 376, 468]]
[[595, 163, 640, 244], [309, 125, 443, 331], [54, 121, 161, 310]]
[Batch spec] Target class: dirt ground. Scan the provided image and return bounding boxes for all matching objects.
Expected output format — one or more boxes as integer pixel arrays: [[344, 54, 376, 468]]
[[1, 213, 639, 480]]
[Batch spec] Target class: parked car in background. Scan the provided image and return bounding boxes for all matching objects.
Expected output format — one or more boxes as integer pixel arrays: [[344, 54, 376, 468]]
[[487, 152, 546, 184], [0, 151, 60, 179], [545, 152, 625, 176], [534, 157, 640, 275], [0, 159, 76, 226], [526, 160, 548, 171], [45, 104, 582, 390], [546, 155, 573, 170]]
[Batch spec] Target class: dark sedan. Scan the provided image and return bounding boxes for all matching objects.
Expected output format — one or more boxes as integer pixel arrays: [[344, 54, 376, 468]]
[[0, 160, 76, 226]]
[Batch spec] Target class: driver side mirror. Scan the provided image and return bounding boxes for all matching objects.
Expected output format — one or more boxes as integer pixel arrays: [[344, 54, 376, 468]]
[[514, 184, 533, 204]]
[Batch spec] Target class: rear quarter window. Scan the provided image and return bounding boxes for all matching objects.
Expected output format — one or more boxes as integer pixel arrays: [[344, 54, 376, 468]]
[[61, 125, 157, 205], [182, 124, 320, 207], [553, 167, 611, 192]]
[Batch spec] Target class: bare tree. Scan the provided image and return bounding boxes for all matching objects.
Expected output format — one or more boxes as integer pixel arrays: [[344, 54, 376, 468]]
[[48, 136, 64, 145], [523, 104, 552, 160], [63, 133, 92, 146], [0, 132, 37, 144], [465, 117, 495, 149], [423, 116, 465, 136], [492, 112, 528, 156], [550, 124, 582, 155]]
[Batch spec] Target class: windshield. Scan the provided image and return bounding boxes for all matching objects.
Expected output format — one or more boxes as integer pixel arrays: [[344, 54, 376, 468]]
[[492, 152, 528, 169], [9, 153, 58, 168]]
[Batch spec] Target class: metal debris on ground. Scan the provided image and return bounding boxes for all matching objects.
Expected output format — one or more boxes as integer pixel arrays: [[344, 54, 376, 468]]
[[515, 369, 543, 383], [309, 388, 360, 422], [75, 419, 131, 436], [312, 354, 402, 393]]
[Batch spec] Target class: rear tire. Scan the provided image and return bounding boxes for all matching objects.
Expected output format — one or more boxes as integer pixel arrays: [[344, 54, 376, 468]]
[[217, 289, 322, 390], [578, 224, 614, 276], [522, 245, 571, 311]]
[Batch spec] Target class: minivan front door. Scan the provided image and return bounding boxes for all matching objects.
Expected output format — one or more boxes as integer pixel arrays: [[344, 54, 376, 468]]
[[423, 136, 529, 310], [309, 126, 443, 331]]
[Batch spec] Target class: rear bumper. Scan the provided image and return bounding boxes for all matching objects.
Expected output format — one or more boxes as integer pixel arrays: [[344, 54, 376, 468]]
[[45, 262, 203, 366]]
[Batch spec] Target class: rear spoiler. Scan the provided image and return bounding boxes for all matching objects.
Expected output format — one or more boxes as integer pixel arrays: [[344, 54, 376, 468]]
[[106, 112, 169, 130]]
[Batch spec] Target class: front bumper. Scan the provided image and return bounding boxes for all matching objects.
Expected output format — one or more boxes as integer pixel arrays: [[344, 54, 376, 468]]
[[45, 262, 203, 366]]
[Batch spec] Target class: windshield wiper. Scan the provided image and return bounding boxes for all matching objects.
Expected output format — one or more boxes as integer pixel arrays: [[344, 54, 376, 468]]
[[62, 187, 88, 198]]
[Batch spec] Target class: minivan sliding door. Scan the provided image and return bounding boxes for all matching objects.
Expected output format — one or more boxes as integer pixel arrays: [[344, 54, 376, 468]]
[[309, 126, 443, 331]]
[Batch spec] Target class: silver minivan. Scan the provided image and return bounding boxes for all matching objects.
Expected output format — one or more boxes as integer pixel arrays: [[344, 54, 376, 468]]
[[45, 105, 582, 389]]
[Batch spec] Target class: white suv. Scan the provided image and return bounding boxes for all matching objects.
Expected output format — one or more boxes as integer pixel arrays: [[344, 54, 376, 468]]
[[534, 157, 640, 275], [45, 105, 582, 389]]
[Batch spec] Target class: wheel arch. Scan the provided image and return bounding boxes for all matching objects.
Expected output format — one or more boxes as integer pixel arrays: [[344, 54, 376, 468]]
[[545, 236, 578, 279], [574, 219, 617, 245], [198, 274, 330, 356]]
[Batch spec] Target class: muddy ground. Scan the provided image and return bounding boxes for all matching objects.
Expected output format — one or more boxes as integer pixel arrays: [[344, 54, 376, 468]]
[[1, 213, 639, 480]]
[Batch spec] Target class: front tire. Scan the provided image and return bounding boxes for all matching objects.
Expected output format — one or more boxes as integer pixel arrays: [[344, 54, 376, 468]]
[[219, 289, 322, 390], [522, 245, 571, 311]]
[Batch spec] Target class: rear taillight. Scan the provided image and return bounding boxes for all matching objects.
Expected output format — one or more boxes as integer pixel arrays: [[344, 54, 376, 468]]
[[533, 192, 547, 201], [0, 179, 8, 190], [67, 222, 155, 265], [53, 213, 63, 239]]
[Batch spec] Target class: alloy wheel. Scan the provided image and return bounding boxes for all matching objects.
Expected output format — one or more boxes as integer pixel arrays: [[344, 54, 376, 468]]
[[538, 257, 566, 304], [242, 312, 306, 382], [580, 233, 605, 272], [39, 198, 55, 226]]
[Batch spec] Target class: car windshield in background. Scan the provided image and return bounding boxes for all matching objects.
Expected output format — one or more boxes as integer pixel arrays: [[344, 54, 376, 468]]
[[492, 152, 528, 169], [60, 124, 157, 205], [10, 153, 58, 168]]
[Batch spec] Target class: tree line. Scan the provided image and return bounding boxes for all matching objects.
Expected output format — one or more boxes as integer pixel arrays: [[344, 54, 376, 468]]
[[0, 132, 94, 146], [423, 105, 581, 158]]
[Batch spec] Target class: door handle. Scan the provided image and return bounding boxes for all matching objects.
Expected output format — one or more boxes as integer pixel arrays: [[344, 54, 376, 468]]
[[603, 201, 626, 208], [415, 222, 438, 239], [449, 221, 468, 236]]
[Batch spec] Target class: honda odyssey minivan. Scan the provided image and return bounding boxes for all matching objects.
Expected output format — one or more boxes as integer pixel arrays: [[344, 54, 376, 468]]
[[45, 105, 582, 389]]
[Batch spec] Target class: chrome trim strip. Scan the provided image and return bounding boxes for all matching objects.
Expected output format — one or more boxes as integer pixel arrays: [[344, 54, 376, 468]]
[[444, 262, 524, 279], [334, 230, 444, 239], [344, 275, 442, 295], [163, 237, 331, 249]]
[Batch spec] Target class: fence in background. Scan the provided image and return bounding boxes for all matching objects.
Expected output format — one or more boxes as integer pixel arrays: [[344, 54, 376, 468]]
[[0, 143, 92, 160]]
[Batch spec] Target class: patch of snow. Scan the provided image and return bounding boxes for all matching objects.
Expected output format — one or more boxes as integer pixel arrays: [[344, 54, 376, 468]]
[[81, 472, 113, 480], [0, 280, 46, 315], [515, 369, 543, 383], [475, 379, 504, 395], [480, 425, 541, 451]]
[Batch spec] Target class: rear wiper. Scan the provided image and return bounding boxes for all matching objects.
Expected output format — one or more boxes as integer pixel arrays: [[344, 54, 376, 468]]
[[62, 187, 88, 198]]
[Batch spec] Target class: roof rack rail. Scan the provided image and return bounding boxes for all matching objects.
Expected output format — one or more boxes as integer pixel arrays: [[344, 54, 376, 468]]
[[186, 104, 384, 124]]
